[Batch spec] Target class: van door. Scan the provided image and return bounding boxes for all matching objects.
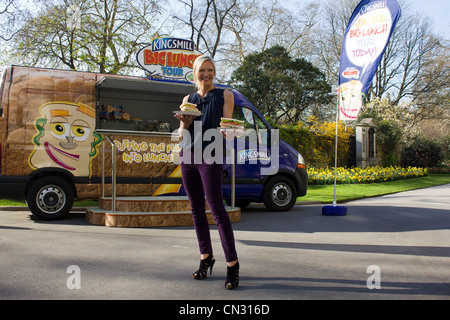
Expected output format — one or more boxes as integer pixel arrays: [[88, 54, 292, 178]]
[[223, 106, 273, 201]]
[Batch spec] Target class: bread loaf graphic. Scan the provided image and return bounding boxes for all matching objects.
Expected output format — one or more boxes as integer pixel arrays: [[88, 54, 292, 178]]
[[28, 102, 101, 177]]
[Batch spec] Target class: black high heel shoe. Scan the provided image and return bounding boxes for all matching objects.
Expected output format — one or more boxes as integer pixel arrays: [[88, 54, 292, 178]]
[[192, 255, 215, 280], [225, 261, 239, 290]]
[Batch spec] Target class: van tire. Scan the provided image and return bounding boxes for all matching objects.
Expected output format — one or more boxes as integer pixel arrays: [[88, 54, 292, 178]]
[[27, 176, 74, 221], [263, 176, 297, 211]]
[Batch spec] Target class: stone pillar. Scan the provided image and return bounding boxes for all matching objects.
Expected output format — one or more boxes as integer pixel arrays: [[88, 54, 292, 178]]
[[355, 118, 380, 168]]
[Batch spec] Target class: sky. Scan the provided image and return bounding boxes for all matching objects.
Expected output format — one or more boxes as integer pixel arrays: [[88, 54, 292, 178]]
[[284, 0, 450, 41], [408, 0, 450, 40]]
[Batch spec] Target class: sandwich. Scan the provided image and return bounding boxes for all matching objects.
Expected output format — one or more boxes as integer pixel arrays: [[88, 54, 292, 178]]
[[220, 117, 245, 130], [180, 102, 201, 114]]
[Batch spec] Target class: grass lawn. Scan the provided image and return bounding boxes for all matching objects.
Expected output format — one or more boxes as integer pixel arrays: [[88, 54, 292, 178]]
[[0, 198, 98, 207], [300, 174, 450, 203], [1, 174, 449, 207]]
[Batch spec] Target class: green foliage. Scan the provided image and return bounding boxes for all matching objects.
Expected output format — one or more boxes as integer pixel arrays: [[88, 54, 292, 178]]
[[402, 137, 444, 168], [436, 134, 450, 165], [358, 100, 403, 166], [230, 45, 332, 125], [269, 116, 353, 168], [10, 0, 160, 74], [301, 174, 450, 203], [376, 120, 402, 167]]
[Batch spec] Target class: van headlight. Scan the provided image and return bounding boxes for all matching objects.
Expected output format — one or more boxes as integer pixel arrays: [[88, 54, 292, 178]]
[[297, 153, 306, 169]]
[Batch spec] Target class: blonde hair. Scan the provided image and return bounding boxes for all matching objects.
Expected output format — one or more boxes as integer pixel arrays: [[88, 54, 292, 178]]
[[192, 55, 216, 88]]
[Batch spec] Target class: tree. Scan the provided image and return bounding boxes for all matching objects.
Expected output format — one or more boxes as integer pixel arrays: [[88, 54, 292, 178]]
[[358, 98, 408, 166], [0, 0, 18, 42], [370, 9, 443, 105], [230, 45, 332, 125], [311, 0, 447, 107], [173, 0, 238, 57], [412, 41, 450, 123], [10, 0, 162, 74], [170, 0, 319, 81], [254, 0, 318, 57], [311, 0, 358, 84]]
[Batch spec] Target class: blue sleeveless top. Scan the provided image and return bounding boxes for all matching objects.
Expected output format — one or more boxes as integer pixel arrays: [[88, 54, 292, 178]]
[[181, 88, 224, 152]]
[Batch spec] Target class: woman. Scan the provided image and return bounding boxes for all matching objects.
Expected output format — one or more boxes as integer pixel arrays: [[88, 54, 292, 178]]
[[174, 55, 239, 290]]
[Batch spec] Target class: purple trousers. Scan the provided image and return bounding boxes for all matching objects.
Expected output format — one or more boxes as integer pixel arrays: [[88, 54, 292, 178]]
[[180, 153, 238, 262]]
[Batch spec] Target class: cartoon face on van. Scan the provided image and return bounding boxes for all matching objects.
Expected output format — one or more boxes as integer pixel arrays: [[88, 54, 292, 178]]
[[28, 102, 101, 177]]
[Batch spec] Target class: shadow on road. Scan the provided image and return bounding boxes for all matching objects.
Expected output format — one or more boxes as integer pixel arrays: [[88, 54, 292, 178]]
[[234, 205, 450, 234], [238, 239, 450, 258], [237, 275, 450, 297]]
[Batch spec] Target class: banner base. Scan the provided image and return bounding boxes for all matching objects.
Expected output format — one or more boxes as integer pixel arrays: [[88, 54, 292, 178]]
[[322, 205, 347, 216]]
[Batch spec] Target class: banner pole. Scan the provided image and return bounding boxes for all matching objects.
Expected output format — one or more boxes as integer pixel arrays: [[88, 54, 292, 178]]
[[322, 88, 347, 216], [333, 94, 339, 207], [323, 0, 401, 217]]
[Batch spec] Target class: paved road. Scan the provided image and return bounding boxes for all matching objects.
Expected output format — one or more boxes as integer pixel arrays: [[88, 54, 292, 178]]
[[0, 184, 449, 300]]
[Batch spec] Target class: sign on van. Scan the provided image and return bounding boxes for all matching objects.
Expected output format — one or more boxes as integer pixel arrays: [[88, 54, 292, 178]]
[[136, 37, 203, 83]]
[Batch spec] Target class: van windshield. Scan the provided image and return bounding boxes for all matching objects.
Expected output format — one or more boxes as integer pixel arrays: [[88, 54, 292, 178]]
[[232, 106, 270, 146]]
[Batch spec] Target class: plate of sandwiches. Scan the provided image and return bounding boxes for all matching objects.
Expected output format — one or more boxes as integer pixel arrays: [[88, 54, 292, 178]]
[[219, 118, 245, 134], [173, 102, 202, 116]]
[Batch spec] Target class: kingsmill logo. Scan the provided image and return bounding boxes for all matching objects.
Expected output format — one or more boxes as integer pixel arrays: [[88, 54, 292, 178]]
[[238, 149, 270, 162], [360, 1, 386, 15]]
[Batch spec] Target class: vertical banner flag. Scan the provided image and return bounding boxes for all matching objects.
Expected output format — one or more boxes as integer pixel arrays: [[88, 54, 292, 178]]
[[338, 0, 401, 120]]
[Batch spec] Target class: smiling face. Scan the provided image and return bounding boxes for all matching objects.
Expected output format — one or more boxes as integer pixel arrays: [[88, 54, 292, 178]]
[[49, 117, 91, 149], [196, 61, 215, 88], [29, 102, 97, 177], [192, 56, 216, 89]]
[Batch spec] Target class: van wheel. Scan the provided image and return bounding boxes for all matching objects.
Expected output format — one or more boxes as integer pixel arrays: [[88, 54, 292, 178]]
[[263, 176, 297, 211], [27, 176, 74, 221]]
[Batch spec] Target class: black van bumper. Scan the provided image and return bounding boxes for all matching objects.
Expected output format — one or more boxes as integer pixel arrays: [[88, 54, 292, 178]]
[[295, 166, 308, 197], [0, 176, 30, 199]]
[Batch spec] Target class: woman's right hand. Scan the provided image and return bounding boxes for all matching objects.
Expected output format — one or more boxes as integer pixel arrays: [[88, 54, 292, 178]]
[[174, 113, 197, 129]]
